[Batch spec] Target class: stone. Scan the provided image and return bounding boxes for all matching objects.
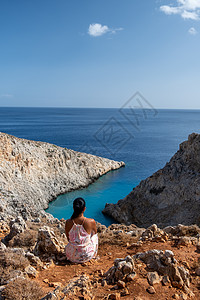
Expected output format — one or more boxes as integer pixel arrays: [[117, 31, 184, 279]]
[[146, 286, 156, 294], [180, 293, 188, 300], [126, 272, 136, 282], [147, 271, 161, 285], [43, 278, 49, 284], [3, 216, 27, 245], [120, 288, 129, 296], [49, 282, 61, 288], [195, 267, 200, 276], [103, 133, 200, 227], [24, 265, 38, 278], [162, 275, 170, 286], [33, 226, 64, 256], [105, 255, 135, 284], [108, 293, 121, 300], [101, 279, 107, 287], [172, 294, 179, 299], [25, 252, 43, 269], [122, 262, 133, 275], [117, 280, 125, 289]]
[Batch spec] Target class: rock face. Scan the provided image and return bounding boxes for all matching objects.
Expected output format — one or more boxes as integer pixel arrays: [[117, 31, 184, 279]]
[[0, 132, 124, 220], [103, 133, 200, 228]]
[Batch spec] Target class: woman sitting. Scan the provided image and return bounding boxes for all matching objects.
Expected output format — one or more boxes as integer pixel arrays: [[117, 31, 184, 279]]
[[65, 197, 98, 263]]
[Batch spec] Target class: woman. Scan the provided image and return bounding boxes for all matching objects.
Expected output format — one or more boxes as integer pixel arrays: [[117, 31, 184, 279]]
[[65, 197, 98, 263]]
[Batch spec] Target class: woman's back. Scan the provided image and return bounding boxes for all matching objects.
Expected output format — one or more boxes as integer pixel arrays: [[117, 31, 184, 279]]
[[65, 217, 98, 263], [65, 197, 98, 263]]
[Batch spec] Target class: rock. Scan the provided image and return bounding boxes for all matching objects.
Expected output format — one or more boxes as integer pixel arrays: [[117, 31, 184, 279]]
[[108, 293, 121, 300], [25, 252, 43, 270], [0, 132, 124, 220], [3, 216, 27, 245], [101, 279, 107, 287], [164, 224, 200, 237], [147, 271, 161, 285], [195, 267, 200, 276], [126, 272, 136, 282], [120, 288, 129, 296], [33, 226, 64, 256], [117, 280, 125, 289], [24, 265, 38, 278], [146, 286, 156, 294], [105, 256, 135, 284], [172, 294, 179, 299], [103, 133, 200, 227], [42, 275, 93, 299], [134, 249, 191, 293], [141, 224, 168, 242], [0, 242, 6, 251], [43, 278, 49, 284], [162, 275, 170, 286], [180, 293, 188, 300], [49, 282, 61, 288]]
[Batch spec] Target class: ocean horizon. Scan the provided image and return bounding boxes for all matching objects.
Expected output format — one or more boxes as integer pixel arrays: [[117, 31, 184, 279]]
[[0, 107, 200, 226]]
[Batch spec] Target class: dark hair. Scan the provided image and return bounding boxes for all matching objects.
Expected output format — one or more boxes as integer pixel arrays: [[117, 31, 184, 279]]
[[71, 197, 86, 219]]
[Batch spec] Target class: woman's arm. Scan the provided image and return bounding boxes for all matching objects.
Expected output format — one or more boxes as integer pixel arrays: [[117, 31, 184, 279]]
[[65, 219, 72, 240], [91, 219, 97, 234]]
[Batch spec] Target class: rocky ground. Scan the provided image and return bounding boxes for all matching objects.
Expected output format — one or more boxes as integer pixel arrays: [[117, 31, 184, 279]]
[[0, 216, 200, 299], [1, 132, 200, 299], [103, 133, 200, 228], [0, 132, 124, 221]]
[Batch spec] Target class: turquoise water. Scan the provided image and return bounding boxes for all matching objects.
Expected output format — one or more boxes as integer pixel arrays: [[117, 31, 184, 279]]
[[46, 167, 137, 225], [0, 107, 200, 226]]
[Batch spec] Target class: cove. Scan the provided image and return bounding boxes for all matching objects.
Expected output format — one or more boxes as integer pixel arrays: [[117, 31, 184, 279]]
[[46, 167, 135, 226]]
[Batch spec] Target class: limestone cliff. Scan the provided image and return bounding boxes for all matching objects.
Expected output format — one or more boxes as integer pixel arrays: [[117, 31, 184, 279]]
[[0, 132, 124, 220], [103, 133, 200, 228]]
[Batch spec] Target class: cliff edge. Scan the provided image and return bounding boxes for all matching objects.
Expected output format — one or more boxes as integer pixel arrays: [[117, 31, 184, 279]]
[[0, 132, 124, 220], [103, 133, 200, 228]]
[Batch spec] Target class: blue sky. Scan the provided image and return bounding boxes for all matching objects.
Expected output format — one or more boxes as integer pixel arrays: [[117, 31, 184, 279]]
[[0, 0, 200, 109]]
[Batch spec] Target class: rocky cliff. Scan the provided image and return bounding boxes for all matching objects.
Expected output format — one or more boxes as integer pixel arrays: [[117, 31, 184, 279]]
[[103, 133, 200, 228], [0, 132, 124, 220]]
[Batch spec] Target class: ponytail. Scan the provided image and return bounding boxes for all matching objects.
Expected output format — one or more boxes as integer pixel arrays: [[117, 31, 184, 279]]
[[71, 197, 86, 219]]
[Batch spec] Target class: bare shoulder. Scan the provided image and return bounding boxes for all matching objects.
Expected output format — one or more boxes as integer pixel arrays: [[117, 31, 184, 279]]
[[65, 219, 73, 228], [85, 218, 96, 225]]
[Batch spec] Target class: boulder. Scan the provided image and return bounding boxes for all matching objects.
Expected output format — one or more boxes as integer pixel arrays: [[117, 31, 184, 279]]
[[33, 226, 64, 256]]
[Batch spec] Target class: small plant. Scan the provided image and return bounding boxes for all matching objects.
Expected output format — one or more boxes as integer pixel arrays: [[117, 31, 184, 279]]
[[8, 230, 38, 249], [2, 278, 45, 300], [0, 251, 29, 270]]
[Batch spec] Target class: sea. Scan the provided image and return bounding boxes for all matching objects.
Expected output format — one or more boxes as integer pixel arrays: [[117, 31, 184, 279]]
[[0, 107, 199, 226]]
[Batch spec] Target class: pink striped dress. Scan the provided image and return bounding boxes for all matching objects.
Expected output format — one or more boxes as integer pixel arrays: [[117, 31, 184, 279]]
[[65, 219, 98, 263]]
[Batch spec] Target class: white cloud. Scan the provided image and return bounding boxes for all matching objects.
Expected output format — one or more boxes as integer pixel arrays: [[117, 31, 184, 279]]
[[0, 94, 13, 99], [88, 23, 123, 37], [188, 26, 198, 34], [181, 9, 199, 19], [160, 0, 200, 20], [160, 5, 181, 15]]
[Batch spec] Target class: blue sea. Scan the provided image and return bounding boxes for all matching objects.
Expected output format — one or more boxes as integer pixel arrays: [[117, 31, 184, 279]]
[[0, 107, 199, 226]]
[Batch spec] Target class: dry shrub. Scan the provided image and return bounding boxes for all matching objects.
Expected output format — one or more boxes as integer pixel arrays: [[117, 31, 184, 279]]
[[0, 266, 13, 285], [98, 231, 137, 246], [0, 251, 30, 285], [0, 251, 29, 270], [8, 229, 38, 249], [1, 278, 45, 300]]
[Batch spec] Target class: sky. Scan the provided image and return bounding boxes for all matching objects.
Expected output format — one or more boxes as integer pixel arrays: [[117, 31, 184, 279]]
[[0, 0, 200, 109]]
